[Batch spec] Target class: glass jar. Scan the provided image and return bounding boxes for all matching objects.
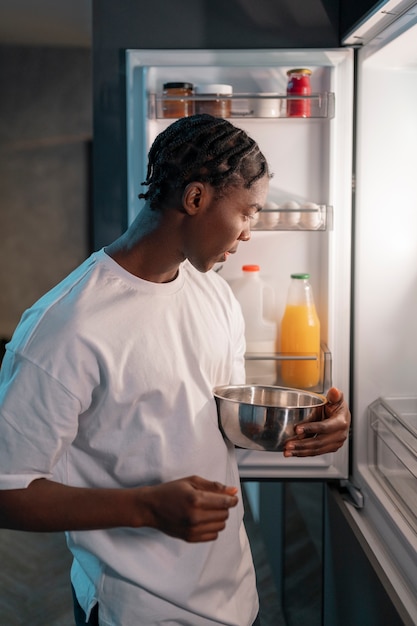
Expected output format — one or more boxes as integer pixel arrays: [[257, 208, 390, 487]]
[[278, 273, 321, 388], [286, 68, 312, 118], [195, 84, 233, 118], [162, 82, 194, 118]]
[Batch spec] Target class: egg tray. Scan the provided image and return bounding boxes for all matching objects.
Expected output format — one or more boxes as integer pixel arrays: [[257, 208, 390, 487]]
[[252, 204, 330, 231]]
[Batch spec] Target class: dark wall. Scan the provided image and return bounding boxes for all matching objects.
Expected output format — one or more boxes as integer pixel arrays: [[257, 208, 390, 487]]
[[92, 0, 341, 249], [0, 46, 92, 338]]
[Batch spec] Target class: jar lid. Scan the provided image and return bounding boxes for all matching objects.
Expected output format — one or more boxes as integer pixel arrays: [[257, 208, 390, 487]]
[[291, 273, 310, 279], [163, 82, 193, 89], [243, 265, 260, 272], [195, 83, 233, 95], [286, 68, 312, 76]]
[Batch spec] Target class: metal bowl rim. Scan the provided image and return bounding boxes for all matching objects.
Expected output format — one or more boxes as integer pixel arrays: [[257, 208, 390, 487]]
[[213, 384, 327, 409]]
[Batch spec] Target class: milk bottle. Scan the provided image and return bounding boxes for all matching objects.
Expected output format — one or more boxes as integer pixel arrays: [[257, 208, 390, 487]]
[[231, 265, 276, 384]]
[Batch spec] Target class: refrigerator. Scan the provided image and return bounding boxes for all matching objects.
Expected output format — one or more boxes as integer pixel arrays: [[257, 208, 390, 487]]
[[123, 1, 417, 622]]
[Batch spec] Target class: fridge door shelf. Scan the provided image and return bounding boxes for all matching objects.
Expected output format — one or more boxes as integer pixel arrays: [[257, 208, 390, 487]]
[[149, 92, 335, 120], [369, 397, 417, 533], [252, 204, 331, 231], [244, 342, 331, 394]]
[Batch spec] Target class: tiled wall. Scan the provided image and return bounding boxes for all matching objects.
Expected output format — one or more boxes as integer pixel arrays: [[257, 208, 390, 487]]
[[0, 45, 92, 339]]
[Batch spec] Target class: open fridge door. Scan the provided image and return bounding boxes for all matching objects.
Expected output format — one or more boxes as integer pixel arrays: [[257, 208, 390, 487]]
[[125, 47, 353, 480], [338, 1, 417, 622]]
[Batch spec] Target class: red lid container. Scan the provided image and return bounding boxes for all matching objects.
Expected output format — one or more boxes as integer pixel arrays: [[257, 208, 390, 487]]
[[286, 68, 312, 118]]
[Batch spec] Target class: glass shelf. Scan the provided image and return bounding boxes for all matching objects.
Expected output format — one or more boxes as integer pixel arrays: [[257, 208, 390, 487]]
[[149, 92, 335, 120], [369, 397, 417, 533], [244, 343, 332, 394]]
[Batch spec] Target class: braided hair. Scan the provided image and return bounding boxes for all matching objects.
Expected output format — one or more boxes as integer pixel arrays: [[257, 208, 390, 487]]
[[139, 114, 270, 209]]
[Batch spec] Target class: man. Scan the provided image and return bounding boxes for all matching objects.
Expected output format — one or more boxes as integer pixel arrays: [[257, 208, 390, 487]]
[[0, 114, 350, 626]]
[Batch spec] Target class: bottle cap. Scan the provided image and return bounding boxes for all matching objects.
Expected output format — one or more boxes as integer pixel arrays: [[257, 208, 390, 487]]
[[286, 68, 312, 76], [291, 273, 310, 279], [242, 265, 260, 272], [195, 84, 233, 95]]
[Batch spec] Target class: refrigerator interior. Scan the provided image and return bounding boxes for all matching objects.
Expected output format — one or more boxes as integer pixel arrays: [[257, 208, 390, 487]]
[[125, 48, 353, 479], [344, 6, 417, 622]]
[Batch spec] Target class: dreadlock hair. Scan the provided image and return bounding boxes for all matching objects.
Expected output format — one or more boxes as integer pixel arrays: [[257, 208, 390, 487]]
[[139, 114, 271, 209]]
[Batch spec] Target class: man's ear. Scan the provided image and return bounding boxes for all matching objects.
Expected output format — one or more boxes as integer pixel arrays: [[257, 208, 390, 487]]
[[182, 182, 206, 215]]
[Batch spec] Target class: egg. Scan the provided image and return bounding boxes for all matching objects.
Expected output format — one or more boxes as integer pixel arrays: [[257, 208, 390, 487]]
[[256, 200, 279, 229], [299, 202, 323, 229], [278, 200, 300, 227]]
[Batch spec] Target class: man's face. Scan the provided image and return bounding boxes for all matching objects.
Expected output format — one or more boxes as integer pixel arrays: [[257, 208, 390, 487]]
[[183, 175, 270, 273]]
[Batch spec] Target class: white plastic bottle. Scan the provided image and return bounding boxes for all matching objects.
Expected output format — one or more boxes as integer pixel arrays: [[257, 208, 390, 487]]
[[231, 265, 276, 384]]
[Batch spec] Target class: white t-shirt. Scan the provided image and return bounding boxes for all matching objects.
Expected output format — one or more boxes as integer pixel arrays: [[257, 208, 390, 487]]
[[0, 250, 258, 626]]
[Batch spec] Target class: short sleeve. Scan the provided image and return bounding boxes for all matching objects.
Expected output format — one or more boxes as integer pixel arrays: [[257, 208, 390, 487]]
[[0, 350, 80, 489]]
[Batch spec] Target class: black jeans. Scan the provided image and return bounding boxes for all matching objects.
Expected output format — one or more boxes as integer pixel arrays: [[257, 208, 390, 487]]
[[72, 585, 261, 626]]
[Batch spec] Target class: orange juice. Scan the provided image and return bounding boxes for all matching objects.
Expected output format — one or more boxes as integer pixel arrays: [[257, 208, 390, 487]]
[[279, 302, 320, 388]]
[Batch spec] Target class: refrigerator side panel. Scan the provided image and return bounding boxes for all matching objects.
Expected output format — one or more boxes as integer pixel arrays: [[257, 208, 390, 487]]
[[345, 5, 417, 623], [352, 11, 417, 531]]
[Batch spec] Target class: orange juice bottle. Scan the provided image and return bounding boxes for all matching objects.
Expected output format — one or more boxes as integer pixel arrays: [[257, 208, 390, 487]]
[[279, 273, 320, 388]]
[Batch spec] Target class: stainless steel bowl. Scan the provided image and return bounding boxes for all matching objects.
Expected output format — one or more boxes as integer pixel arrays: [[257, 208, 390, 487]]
[[213, 384, 327, 452]]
